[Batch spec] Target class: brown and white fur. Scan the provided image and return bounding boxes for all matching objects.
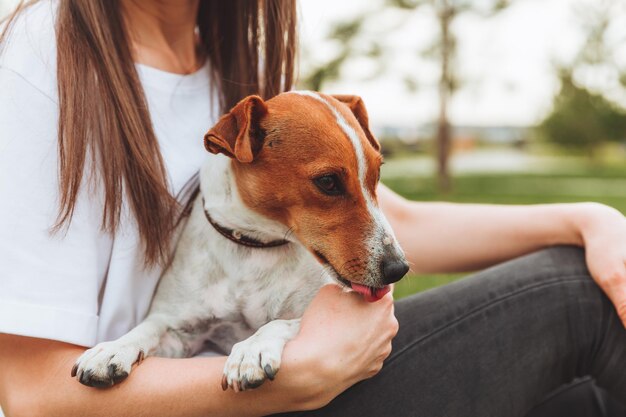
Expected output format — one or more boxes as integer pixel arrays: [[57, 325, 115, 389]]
[[72, 91, 409, 391]]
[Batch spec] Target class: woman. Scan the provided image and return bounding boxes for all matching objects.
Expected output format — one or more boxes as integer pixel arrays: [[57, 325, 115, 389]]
[[0, 1, 625, 416]]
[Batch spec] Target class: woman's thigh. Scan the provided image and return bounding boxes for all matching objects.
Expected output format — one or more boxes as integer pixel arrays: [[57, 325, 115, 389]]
[[277, 246, 626, 417]]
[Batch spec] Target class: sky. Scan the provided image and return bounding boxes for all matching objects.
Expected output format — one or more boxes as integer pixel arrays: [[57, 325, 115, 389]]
[[2, 0, 624, 128], [298, 0, 626, 128]]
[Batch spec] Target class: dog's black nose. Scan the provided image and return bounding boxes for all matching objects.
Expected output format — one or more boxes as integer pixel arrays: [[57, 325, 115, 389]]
[[381, 257, 410, 284]]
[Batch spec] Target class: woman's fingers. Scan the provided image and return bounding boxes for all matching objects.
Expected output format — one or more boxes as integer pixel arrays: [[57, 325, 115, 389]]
[[295, 284, 399, 392], [577, 205, 626, 328], [588, 246, 626, 328], [599, 264, 626, 328]]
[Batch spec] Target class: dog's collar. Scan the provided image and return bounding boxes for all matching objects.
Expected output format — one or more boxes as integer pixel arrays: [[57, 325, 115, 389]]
[[202, 198, 290, 249]]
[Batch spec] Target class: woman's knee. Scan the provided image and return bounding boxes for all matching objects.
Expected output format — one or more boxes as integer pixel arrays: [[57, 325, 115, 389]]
[[396, 246, 599, 320], [394, 245, 599, 352], [500, 245, 589, 282], [473, 246, 589, 289]]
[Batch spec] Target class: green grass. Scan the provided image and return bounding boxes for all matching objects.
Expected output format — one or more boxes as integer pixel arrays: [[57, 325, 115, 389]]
[[394, 273, 463, 299], [383, 157, 626, 299], [383, 173, 626, 212]]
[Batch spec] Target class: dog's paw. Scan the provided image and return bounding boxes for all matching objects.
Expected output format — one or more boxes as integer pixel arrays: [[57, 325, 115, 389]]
[[71, 342, 144, 388], [222, 336, 283, 392]]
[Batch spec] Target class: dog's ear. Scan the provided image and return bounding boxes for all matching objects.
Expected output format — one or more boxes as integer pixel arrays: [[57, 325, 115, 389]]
[[331, 95, 381, 152], [204, 95, 268, 163]]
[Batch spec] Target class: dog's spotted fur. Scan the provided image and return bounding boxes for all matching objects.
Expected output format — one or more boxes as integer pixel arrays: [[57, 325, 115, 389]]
[[72, 92, 407, 391]]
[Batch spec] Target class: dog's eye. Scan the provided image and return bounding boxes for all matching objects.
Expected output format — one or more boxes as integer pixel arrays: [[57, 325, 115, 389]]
[[314, 174, 343, 196]]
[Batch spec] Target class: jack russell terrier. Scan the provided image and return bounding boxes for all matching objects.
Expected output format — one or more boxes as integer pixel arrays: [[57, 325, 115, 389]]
[[71, 91, 410, 391]]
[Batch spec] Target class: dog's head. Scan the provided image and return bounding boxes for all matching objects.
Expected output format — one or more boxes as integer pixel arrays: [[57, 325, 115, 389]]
[[204, 91, 409, 301]]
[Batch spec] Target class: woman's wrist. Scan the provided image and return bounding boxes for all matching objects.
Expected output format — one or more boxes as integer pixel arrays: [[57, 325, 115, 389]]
[[277, 338, 337, 411], [567, 202, 622, 247]]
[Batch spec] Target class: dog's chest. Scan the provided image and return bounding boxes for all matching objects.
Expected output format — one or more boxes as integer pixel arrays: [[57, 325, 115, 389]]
[[183, 249, 327, 353], [209, 255, 323, 326], [164, 184, 333, 355]]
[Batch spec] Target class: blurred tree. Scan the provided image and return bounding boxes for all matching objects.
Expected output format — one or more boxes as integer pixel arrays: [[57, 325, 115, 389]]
[[539, 71, 626, 159], [388, 0, 510, 192], [540, 0, 626, 157], [299, 13, 385, 91], [299, 0, 510, 193], [572, 0, 626, 100]]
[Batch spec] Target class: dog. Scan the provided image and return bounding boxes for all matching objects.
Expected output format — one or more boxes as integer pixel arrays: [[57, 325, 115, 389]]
[[71, 91, 409, 391]]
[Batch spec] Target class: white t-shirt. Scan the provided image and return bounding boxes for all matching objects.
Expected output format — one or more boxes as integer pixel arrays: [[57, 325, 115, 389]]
[[0, 1, 216, 348]]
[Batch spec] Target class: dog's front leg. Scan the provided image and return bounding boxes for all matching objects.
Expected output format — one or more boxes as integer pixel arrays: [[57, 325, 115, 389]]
[[72, 314, 178, 388], [222, 318, 300, 392]]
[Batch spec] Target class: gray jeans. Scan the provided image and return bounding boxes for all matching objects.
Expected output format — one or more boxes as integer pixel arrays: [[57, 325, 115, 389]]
[[277, 246, 626, 416]]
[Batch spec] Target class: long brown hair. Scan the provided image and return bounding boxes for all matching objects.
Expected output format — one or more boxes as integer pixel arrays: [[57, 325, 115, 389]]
[[1, 0, 297, 265]]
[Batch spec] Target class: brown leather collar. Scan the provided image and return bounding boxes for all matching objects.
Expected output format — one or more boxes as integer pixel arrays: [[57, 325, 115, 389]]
[[202, 198, 290, 249]]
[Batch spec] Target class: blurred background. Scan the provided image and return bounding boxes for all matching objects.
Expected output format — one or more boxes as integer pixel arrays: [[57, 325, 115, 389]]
[[296, 0, 626, 297], [2, 0, 626, 297]]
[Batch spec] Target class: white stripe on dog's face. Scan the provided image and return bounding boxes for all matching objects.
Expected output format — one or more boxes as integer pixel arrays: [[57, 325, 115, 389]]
[[290, 91, 372, 201], [289, 91, 401, 286]]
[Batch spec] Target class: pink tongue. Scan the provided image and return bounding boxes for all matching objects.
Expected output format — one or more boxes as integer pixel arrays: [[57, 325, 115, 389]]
[[350, 283, 391, 302]]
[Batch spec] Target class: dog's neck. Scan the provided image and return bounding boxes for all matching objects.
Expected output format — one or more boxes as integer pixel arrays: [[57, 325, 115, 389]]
[[199, 155, 293, 245]]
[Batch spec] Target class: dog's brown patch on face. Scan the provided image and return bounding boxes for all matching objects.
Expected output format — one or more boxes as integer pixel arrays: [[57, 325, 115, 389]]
[[232, 93, 383, 284]]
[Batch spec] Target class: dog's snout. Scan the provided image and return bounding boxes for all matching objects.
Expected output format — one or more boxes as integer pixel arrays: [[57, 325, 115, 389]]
[[382, 260, 409, 284], [381, 251, 410, 284]]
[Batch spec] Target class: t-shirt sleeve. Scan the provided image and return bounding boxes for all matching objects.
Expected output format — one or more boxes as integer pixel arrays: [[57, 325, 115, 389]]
[[0, 66, 106, 347]]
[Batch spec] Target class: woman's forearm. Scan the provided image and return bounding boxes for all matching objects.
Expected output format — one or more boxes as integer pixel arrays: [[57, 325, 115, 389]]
[[378, 184, 600, 274], [0, 335, 319, 417]]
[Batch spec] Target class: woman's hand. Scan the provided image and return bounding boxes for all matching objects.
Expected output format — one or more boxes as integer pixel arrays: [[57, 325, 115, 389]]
[[281, 284, 398, 410], [576, 203, 626, 327]]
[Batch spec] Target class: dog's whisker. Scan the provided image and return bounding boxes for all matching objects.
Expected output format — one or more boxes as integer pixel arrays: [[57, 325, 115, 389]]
[[338, 257, 362, 276], [283, 226, 295, 242]]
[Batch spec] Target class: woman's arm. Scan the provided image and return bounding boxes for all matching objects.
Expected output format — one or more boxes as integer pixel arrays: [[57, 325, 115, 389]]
[[379, 183, 626, 325], [378, 184, 585, 273], [1, 336, 264, 417], [0, 286, 398, 417]]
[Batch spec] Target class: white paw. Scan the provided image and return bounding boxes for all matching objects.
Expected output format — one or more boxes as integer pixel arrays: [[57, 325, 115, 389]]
[[222, 336, 284, 392], [72, 342, 144, 388]]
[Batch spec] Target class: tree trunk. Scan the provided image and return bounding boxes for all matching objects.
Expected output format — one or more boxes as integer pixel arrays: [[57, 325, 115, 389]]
[[436, 2, 452, 193]]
